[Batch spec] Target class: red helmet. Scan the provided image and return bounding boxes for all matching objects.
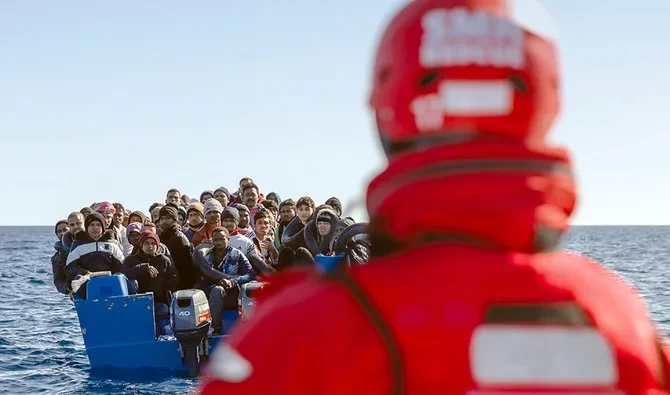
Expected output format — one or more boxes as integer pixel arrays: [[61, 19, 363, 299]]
[[369, 0, 560, 157]]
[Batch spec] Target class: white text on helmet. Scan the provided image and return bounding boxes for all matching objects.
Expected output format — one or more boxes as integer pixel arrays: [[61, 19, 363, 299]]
[[420, 8, 525, 69]]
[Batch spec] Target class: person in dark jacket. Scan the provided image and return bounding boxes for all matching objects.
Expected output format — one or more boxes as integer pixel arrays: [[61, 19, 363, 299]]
[[66, 212, 136, 299], [123, 231, 178, 305], [51, 220, 69, 294], [192, 227, 255, 335], [158, 204, 196, 289]]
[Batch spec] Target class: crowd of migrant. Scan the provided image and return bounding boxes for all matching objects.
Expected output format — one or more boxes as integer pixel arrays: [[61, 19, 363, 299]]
[[49, 177, 370, 334]]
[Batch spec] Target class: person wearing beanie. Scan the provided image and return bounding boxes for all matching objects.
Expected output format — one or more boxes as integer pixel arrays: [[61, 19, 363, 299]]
[[220, 206, 258, 259], [126, 222, 145, 254], [123, 230, 178, 307], [184, 202, 205, 243], [65, 212, 137, 299], [128, 211, 146, 225], [50, 220, 70, 295], [193, 198, 224, 248], [214, 187, 230, 208], [157, 203, 196, 290], [233, 203, 255, 239]]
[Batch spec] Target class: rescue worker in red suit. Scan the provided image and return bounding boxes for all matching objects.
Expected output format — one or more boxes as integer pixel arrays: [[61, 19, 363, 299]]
[[198, 0, 670, 393]]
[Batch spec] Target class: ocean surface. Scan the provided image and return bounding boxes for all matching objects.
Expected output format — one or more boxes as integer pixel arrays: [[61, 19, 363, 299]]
[[1, 225, 669, 394]]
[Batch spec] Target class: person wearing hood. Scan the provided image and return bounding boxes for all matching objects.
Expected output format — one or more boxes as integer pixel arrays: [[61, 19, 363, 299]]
[[193, 199, 223, 248], [324, 197, 343, 217], [183, 202, 206, 243], [265, 192, 281, 206], [303, 208, 339, 256], [158, 204, 196, 289], [177, 205, 187, 228], [232, 203, 255, 239], [123, 230, 178, 306], [50, 220, 70, 294], [128, 223, 172, 260], [214, 187, 230, 208], [65, 212, 136, 299], [150, 205, 164, 232], [127, 211, 146, 226], [200, 190, 214, 204]]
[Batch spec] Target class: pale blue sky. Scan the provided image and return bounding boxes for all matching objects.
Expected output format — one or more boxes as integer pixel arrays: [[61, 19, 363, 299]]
[[1, 1, 668, 226]]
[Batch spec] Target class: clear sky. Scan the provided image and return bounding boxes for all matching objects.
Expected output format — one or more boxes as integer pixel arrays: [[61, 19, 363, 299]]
[[1, 1, 668, 226]]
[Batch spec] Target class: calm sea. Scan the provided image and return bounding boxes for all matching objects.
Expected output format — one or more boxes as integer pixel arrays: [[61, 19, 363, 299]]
[[1, 226, 669, 394]]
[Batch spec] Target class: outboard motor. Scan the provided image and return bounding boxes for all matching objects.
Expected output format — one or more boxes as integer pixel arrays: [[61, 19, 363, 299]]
[[170, 289, 211, 377]]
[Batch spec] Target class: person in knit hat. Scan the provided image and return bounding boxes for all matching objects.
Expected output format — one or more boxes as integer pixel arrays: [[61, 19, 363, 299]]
[[193, 198, 224, 248], [233, 203, 255, 238], [184, 202, 205, 243], [123, 230, 178, 307], [65, 212, 136, 299], [220, 206, 257, 259], [157, 203, 196, 289], [126, 222, 145, 254], [214, 187, 230, 208]]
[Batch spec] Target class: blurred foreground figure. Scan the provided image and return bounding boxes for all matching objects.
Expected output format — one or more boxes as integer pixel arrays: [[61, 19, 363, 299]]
[[198, 0, 670, 393]]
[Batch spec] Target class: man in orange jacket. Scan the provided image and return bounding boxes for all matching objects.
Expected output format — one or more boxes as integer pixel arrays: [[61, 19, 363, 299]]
[[198, 0, 670, 393]]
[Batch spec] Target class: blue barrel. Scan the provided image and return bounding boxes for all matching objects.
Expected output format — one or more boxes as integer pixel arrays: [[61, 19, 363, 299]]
[[87, 274, 129, 299], [315, 254, 344, 273]]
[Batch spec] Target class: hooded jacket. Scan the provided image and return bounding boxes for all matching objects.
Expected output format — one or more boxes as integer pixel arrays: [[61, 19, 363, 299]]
[[65, 230, 125, 284]]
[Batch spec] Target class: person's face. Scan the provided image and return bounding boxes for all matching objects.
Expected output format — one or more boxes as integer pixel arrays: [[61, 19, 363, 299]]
[[87, 221, 104, 239], [296, 205, 313, 223], [254, 217, 271, 237], [68, 215, 84, 234], [102, 212, 113, 228], [206, 211, 221, 225], [113, 211, 124, 227], [221, 218, 237, 233], [317, 222, 331, 236], [181, 195, 190, 206], [200, 193, 213, 204], [128, 214, 143, 225], [178, 212, 185, 224], [214, 191, 229, 207], [128, 231, 141, 247], [160, 215, 176, 230], [238, 210, 250, 227], [151, 210, 161, 223], [243, 188, 259, 208], [56, 223, 69, 240], [166, 191, 181, 205], [279, 206, 295, 223], [212, 231, 229, 250], [141, 239, 158, 256], [188, 211, 203, 226]]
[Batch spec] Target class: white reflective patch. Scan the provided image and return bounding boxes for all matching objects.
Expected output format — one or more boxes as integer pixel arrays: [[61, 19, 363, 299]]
[[509, 0, 560, 42], [419, 8, 525, 69], [470, 326, 617, 386], [209, 343, 253, 383], [441, 80, 513, 116]]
